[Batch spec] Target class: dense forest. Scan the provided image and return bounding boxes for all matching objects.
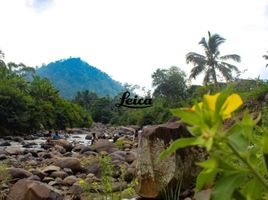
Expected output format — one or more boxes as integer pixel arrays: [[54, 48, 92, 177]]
[[0, 50, 93, 135]]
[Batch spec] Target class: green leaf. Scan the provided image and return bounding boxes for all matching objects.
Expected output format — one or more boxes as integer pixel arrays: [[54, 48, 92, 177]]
[[232, 190, 246, 200], [211, 173, 246, 200], [196, 168, 217, 191], [196, 158, 218, 191], [159, 137, 204, 160], [170, 108, 200, 125], [225, 124, 241, 137], [215, 91, 229, 117], [240, 111, 259, 139], [262, 136, 268, 173], [197, 158, 218, 169], [217, 157, 248, 173], [228, 131, 248, 152], [204, 137, 213, 151], [263, 133, 268, 155], [241, 177, 265, 199]]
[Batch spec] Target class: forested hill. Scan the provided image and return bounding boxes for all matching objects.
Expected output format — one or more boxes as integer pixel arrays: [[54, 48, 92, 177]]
[[36, 58, 123, 99]]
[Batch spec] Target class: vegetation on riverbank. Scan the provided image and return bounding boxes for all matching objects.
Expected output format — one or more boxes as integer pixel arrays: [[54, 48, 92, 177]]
[[0, 51, 92, 135]]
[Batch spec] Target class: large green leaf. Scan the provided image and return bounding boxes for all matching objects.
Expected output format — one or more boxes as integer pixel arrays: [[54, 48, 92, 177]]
[[211, 173, 246, 200], [170, 108, 200, 125], [159, 137, 204, 160]]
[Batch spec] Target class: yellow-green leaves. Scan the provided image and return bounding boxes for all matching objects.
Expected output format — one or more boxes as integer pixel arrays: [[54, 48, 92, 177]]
[[159, 137, 205, 161], [196, 158, 218, 191]]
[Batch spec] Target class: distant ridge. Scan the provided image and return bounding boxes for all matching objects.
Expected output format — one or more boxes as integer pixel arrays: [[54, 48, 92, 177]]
[[36, 57, 123, 99]]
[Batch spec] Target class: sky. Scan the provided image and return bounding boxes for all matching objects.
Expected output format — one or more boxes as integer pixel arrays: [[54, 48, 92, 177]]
[[0, 0, 268, 90]]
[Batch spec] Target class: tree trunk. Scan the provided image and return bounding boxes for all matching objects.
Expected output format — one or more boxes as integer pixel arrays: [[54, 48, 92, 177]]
[[212, 65, 219, 90]]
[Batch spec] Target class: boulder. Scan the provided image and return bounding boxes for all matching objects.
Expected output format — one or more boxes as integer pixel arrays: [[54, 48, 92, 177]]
[[110, 151, 126, 162], [8, 168, 33, 179], [73, 144, 86, 152], [85, 134, 92, 140], [125, 161, 136, 182], [83, 156, 101, 177], [50, 139, 73, 151], [29, 169, 47, 179], [94, 139, 118, 154], [63, 175, 77, 186], [136, 122, 203, 198], [42, 165, 61, 174], [0, 141, 11, 146], [125, 151, 137, 163], [53, 157, 81, 172], [80, 146, 96, 154], [50, 171, 68, 179], [13, 136, 24, 143], [7, 179, 63, 200], [22, 142, 37, 148], [5, 147, 23, 155], [0, 149, 7, 155]]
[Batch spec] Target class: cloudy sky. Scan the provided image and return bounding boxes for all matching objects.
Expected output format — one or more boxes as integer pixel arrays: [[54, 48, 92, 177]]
[[0, 0, 268, 89]]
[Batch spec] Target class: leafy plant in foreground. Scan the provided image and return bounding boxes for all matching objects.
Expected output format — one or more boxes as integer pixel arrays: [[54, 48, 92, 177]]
[[160, 88, 268, 200]]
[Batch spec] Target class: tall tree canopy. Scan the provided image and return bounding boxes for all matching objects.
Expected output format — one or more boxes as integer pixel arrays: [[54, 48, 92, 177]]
[[152, 66, 187, 106], [186, 31, 241, 86]]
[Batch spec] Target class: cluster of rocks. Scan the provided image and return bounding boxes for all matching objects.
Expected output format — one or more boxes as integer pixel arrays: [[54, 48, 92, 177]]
[[0, 122, 205, 200], [0, 125, 138, 200]]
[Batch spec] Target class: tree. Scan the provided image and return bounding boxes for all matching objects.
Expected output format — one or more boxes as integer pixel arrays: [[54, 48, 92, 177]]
[[152, 66, 187, 106], [186, 31, 241, 86], [74, 91, 113, 124], [263, 51, 268, 67]]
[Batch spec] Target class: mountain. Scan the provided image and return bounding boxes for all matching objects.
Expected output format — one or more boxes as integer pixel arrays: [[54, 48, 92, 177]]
[[35, 57, 123, 99]]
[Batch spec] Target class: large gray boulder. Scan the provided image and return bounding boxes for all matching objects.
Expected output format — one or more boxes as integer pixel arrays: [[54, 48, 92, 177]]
[[136, 122, 203, 198]]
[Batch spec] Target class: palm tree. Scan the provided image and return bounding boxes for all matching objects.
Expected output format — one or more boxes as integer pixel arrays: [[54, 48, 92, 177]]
[[186, 31, 241, 86], [263, 51, 268, 67]]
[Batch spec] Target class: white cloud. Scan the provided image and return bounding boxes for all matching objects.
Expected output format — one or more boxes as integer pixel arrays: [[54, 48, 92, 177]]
[[25, 0, 54, 12], [0, 0, 267, 89]]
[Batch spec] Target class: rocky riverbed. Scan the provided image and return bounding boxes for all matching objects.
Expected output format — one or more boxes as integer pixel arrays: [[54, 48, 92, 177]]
[[0, 123, 139, 200], [0, 122, 203, 200]]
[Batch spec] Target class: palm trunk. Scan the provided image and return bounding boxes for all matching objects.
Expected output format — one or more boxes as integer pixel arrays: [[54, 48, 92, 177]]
[[212, 66, 219, 90]]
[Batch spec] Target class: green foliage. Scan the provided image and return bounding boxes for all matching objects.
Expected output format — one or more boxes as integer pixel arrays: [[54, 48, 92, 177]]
[[152, 66, 188, 107], [0, 162, 10, 185], [74, 90, 113, 124], [0, 52, 92, 134], [160, 89, 268, 199], [111, 98, 172, 126], [99, 154, 114, 199], [75, 89, 172, 126], [0, 162, 10, 199], [36, 57, 123, 99], [115, 140, 124, 150]]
